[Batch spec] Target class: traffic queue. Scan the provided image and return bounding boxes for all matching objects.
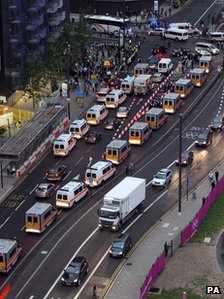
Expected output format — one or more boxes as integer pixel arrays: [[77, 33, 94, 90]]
[[0, 39, 220, 275]]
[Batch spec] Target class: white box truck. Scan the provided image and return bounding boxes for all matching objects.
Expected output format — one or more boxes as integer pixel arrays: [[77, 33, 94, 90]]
[[98, 177, 146, 230]]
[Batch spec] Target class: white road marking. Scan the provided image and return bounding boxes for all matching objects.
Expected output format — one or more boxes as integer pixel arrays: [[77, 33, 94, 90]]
[[86, 145, 94, 153], [62, 170, 72, 181], [55, 158, 62, 165], [20, 226, 25, 231], [28, 296, 34, 299], [0, 217, 11, 229], [15, 200, 25, 211], [57, 209, 62, 215], [194, 0, 217, 26], [73, 174, 80, 180], [29, 184, 38, 195], [75, 157, 83, 166], [43, 228, 99, 299]]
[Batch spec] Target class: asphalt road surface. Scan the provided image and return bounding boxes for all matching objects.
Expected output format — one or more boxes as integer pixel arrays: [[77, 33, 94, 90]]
[[0, 0, 224, 298]]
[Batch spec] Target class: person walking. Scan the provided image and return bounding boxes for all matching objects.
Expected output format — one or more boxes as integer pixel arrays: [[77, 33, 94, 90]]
[[164, 242, 169, 257], [208, 171, 215, 184], [215, 170, 219, 183], [125, 165, 129, 176]]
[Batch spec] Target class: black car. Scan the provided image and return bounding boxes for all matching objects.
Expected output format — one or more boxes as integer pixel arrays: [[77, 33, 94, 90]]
[[148, 55, 160, 69], [109, 233, 132, 258], [84, 131, 102, 143], [196, 129, 213, 146], [104, 118, 121, 130], [211, 116, 224, 131], [151, 96, 163, 107], [61, 256, 88, 286], [46, 165, 67, 181], [170, 48, 188, 57]]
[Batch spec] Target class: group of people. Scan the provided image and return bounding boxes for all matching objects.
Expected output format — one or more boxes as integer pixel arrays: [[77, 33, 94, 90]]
[[208, 170, 219, 190]]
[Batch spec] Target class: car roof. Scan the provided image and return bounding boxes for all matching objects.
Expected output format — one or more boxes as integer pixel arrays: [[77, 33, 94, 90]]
[[71, 256, 86, 264], [115, 233, 130, 242], [38, 183, 50, 188], [48, 165, 65, 171], [159, 168, 170, 173]]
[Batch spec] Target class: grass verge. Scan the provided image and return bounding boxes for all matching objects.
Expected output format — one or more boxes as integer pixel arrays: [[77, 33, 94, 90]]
[[190, 191, 224, 243]]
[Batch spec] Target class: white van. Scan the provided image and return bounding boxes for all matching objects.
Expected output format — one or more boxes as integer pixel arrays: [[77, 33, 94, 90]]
[[121, 76, 135, 94], [169, 23, 201, 35], [69, 118, 89, 139], [96, 87, 110, 102], [158, 58, 173, 73], [209, 32, 224, 42], [105, 89, 127, 108], [163, 28, 188, 41], [56, 180, 88, 208], [86, 104, 108, 125], [195, 42, 219, 54], [85, 160, 116, 187], [53, 133, 76, 156]]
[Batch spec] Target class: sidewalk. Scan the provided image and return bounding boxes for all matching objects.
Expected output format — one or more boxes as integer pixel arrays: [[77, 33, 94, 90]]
[[104, 163, 224, 299]]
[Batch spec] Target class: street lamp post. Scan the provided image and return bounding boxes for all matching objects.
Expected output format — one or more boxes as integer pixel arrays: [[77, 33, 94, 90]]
[[178, 114, 183, 214], [66, 42, 71, 119], [7, 119, 11, 138], [123, 0, 126, 63]]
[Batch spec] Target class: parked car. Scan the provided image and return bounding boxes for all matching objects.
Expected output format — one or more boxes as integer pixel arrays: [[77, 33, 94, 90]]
[[175, 150, 194, 165], [195, 128, 213, 146], [151, 96, 163, 107], [196, 49, 212, 59], [152, 72, 165, 83], [152, 168, 172, 188], [104, 118, 121, 130], [211, 116, 224, 131], [148, 27, 165, 36], [148, 55, 160, 70], [116, 107, 129, 118], [61, 256, 88, 286], [109, 233, 132, 257], [35, 183, 56, 198], [170, 48, 188, 57], [84, 131, 102, 144], [46, 165, 68, 181]]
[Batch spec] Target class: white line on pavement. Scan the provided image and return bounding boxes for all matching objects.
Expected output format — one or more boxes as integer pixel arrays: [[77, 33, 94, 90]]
[[86, 145, 94, 153], [0, 217, 11, 229], [194, 0, 217, 26], [15, 200, 25, 211], [62, 170, 72, 181], [20, 226, 25, 231], [75, 157, 83, 166], [29, 184, 38, 195], [43, 228, 99, 299]]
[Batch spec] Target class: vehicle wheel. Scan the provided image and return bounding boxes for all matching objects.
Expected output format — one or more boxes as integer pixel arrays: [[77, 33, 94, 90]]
[[175, 38, 178, 41], [77, 279, 81, 286]]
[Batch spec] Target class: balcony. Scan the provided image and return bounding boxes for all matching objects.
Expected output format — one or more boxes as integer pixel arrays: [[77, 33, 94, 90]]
[[26, 19, 38, 31], [27, 2, 40, 13], [39, 28, 47, 39], [12, 48, 26, 59], [49, 15, 61, 26], [58, 11, 66, 22], [57, 0, 63, 9], [47, 2, 58, 14], [10, 67, 22, 78], [9, 33, 22, 44], [39, 0, 46, 8], [28, 34, 41, 45], [8, 0, 21, 10], [36, 14, 44, 26], [11, 15, 25, 24]]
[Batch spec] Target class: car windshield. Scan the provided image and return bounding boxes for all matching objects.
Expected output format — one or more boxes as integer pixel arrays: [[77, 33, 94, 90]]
[[37, 186, 46, 191], [119, 107, 126, 112], [100, 210, 117, 219], [48, 169, 57, 173], [213, 118, 221, 124], [112, 241, 124, 249], [198, 133, 207, 139], [66, 265, 80, 274], [155, 172, 166, 179], [181, 152, 189, 158]]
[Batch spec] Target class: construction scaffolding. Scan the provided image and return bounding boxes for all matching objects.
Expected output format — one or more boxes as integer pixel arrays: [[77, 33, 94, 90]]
[[0, 105, 67, 170]]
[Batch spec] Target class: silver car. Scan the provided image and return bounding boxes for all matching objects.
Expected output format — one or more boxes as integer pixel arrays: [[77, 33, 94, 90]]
[[152, 168, 172, 188], [116, 107, 129, 118], [35, 183, 56, 198]]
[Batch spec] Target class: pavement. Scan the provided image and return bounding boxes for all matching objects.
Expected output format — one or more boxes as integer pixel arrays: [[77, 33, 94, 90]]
[[103, 163, 224, 299]]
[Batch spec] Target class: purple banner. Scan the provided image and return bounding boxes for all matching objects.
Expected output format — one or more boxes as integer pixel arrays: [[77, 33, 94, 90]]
[[181, 176, 224, 245], [140, 253, 165, 299]]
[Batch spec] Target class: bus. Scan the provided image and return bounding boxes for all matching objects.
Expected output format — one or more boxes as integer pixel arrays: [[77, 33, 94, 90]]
[[71, 14, 132, 36]]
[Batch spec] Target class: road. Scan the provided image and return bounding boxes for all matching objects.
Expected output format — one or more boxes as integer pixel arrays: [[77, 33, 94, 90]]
[[0, 0, 224, 298]]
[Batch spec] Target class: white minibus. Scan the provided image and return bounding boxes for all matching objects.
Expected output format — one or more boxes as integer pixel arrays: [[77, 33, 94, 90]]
[[163, 28, 188, 41]]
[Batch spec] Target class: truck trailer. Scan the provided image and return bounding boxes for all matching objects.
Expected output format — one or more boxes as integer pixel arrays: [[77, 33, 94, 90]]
[[98, 177, 146, 230]]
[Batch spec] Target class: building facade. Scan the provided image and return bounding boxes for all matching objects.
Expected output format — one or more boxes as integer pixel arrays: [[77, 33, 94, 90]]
[[0, 0, 69, 91]]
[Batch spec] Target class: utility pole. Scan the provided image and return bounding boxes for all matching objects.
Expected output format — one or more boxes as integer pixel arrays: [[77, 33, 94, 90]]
[[122, 0, 126, 64], [178, 114, 183, 214], [66, 42, 71, 119]]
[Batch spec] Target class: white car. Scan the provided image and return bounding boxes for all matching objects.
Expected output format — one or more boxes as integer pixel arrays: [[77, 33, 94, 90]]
[[148, 27, 165, 36], [116, 107, 129, 118], [196, 50, 212, 58], [152, 168, 172, 188]]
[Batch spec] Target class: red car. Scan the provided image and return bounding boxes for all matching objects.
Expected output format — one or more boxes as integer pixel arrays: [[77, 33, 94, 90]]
[[175, 150, 194, 166]]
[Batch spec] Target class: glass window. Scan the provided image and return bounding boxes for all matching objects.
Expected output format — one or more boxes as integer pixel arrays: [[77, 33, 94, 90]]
[[62, 194, 68, 200], [113, 150, 117, 155], [33, 217, 38, 223], [130, 130, 135, 136], [108, 149, 112, 155], [92, 173, 96, 178], [86, 172, 91, 177], [59, 144, 64, 149], [136, 131, 139, 137], [27, 216, 32, 222], [54, 144, 59, 149], [0, 255, 3, 263]]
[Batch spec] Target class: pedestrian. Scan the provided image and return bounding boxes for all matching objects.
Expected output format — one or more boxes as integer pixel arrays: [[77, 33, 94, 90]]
[[125, 165, 129, 176], [129, 161, 134, 174], [6, 165, 11, 176], [215, 170, 219, 183], [164, 242, 169, 257], [191, 59, 194, 69], [202, 196, 206, 206], [169, 8, 171, 16], [211, 181, 216, 190], [208, 171, 215, 184], [92, 285, 97, 298]]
